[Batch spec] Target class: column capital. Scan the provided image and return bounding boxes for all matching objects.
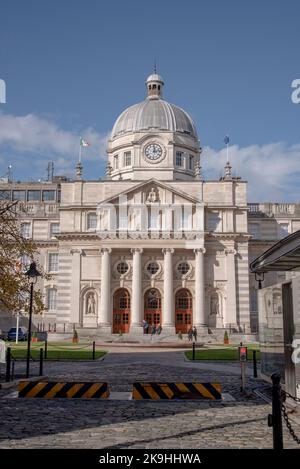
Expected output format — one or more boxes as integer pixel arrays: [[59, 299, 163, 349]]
[[162, 248, 174, 255], [130, 248, 143, 255], [194, 247, 206, 255], [100, 247, 112, 255], [70, 248, 82, 256], [225, 248, 237, 256]]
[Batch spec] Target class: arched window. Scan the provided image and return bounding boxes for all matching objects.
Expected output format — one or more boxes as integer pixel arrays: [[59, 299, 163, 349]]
[[175, 289, 192, 310], [145, 289, 161, 309]]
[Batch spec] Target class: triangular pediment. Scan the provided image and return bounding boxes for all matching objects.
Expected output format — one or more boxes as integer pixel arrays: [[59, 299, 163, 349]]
[[100, 178, 202, 206]]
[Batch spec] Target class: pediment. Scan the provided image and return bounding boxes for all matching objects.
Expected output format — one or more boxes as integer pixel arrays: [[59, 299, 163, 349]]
[[100, 178, 202, 206]]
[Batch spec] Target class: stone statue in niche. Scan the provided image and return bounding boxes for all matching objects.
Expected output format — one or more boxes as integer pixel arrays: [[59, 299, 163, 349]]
[[147, 187, 157, 203], [210, 293, 219, 316], [86, 292, 96, 315]]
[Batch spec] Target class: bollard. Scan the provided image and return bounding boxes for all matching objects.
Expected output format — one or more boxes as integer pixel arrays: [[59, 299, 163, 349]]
[[253, 350, 258, 378], [92, 341, 96, 360], [5, 347, 11, 382], [44, 340, 48, 360], [268, 373, 284, 449], [192, 342, 196, 360], [39, 348, 43, 376]]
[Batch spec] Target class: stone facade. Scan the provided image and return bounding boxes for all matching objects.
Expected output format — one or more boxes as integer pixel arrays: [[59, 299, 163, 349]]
[[1, 74, 300, 336]]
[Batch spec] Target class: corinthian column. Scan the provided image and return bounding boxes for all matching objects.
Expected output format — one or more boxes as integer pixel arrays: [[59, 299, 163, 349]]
[[130, 248, 143, 334], [225, 247, 237, 328], [194, 247, 207, 332], [162, 248, 175, 330], [99, 248, 112, 333]]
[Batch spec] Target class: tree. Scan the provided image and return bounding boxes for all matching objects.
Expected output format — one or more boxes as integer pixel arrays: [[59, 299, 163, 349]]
[[0, 201, 48, 315]]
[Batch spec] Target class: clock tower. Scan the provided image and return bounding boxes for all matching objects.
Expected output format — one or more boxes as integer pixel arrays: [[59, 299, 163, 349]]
[[107, 73, 201, 181]]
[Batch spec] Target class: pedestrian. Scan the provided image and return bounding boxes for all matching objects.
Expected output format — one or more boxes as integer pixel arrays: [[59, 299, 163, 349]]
[[156, 323, 162, 335], [188, 327, 193, 342], [151, 323, 156, 336], [192, 326, 197, 342], [142, 319, 149, 334]]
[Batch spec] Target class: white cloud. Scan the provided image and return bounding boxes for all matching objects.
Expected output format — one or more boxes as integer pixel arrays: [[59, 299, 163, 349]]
[[0, 111, 108, 176], [0, 111, 300, 201], [202, 143, 300, 202]]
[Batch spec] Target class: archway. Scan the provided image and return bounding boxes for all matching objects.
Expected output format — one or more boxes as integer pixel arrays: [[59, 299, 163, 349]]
[[144, 288, 161, 333], [175, 289, 193, 333], [113, 288, 131, 333]]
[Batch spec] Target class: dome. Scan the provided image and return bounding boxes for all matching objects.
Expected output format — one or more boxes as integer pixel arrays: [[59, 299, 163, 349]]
[[110, 74, 198, 140]]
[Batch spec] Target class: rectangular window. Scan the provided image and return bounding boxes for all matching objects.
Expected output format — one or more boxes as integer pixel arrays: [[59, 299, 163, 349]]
[[278, 223, 289, 239], [27, 190, 41, 202], [42, 190, 56, 201], [176, 151, 183, 167], [189, 155, 194, 171], [0, 190, 11, 200], [47, 288, 57, 310], [49, 253, 59, 272], [13, 190, 26, 201], [50, 223, 60, 237], [21, 223, 31, 238], [207, 213, 221, 232], [124, 152, 131, 166], [114, 155, 119, 169], [249, 223, 260, 239], [87, 213, 97, 230]]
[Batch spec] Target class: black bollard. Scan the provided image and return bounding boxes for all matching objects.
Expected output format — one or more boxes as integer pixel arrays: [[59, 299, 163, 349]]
[[253, 350, 258, 378], [39, 348, 43, 376], [5, 347, 11, 382], [44, 340, 48, 360], [92, 341, 96, 360], [192, 341, 195, 360], [268, 373, 284, 449]]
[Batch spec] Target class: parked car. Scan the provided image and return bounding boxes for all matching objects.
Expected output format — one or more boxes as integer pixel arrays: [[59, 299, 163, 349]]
[[7, 327, 28, 341]]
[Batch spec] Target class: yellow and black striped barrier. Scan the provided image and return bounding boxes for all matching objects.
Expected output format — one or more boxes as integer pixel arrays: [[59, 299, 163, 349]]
[[132, 382, 222, 400], [18, 381, 109, 399]]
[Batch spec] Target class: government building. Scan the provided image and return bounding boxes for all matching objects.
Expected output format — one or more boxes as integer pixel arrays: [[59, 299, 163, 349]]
[[1, 73, 300, 338]]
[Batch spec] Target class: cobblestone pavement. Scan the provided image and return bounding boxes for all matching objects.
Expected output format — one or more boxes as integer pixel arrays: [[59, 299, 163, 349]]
[[0, 349, 299, 449]]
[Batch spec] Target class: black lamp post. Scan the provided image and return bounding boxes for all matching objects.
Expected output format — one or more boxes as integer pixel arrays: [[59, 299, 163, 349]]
[[255, 272, 265, 290], [25, 261, 41, 378]]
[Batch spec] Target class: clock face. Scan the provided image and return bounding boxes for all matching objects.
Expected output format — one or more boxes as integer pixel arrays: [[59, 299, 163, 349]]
[[144, 143, 163, 161]]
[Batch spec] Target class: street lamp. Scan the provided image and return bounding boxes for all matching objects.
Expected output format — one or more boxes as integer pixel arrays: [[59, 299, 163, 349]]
[[25, 261, 41, 378], [255, 272, 265, 290]]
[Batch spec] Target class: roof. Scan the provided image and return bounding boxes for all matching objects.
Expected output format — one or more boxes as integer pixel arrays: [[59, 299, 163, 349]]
[[250, 229, 300, 273], [111, 98, 198, 140]]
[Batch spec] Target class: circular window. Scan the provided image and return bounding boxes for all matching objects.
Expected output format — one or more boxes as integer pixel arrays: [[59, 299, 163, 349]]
[[177, 262, 190, 275], [117, 262, 129, 275], [147, 261, 159, 275]]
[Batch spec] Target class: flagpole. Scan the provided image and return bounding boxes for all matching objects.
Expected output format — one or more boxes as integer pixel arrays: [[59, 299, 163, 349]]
[[79, 139, 82, 164]]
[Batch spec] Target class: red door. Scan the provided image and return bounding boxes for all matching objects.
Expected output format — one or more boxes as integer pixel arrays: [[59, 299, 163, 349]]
[[113, 289, 130, 333], [175, 289, 193, 333], [144, 289, 161, 333]]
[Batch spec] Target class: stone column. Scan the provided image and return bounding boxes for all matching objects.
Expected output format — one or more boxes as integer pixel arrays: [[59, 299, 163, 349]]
[[194, 247, 207, 332], [130, 248, 143, 334], [225, 247, 237, 328], [162, 248, 175, 334], [99, 248, 112, 333], [70, 249, 81, 325]]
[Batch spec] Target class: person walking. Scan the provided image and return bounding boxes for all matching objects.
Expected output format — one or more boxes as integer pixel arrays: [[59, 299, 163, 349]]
[[188, 327, 193, 342], [151, 323, 156, 336], [156, 323, 162, 335], [192, 326, 197, 342]]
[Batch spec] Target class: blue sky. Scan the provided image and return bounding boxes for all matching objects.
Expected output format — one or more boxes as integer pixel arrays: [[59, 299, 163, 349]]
[[0, 0, 300, 200]]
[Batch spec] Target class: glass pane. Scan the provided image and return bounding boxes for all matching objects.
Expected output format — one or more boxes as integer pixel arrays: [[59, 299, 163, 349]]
[[13, 190, 26, 201], [42, 190, 56, 201], [27, 190, 41, 201], [0, 190, 11, 200]]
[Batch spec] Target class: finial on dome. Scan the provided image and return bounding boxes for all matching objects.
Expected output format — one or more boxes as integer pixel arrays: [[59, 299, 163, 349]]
[[146, 72, 164, 99], [154, 59, 157, 74]]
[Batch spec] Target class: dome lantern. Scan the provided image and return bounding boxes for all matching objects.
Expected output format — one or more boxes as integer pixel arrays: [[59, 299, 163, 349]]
[[146, 73, 164, 99]]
